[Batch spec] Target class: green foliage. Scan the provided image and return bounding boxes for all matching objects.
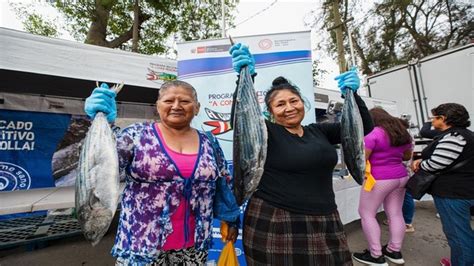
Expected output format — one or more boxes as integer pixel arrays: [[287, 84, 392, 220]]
[[307, 0, 472, 74], [12, 3, 59, 38], [12, 0, 237, 56], [24, 14, 59, 38], [312, 59, 329, 87]]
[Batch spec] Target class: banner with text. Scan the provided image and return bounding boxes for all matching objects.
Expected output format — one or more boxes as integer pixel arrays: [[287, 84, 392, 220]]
[[0, 109, 71, 192], [177, 31, 314, 265], [177, 31, 314, 159]]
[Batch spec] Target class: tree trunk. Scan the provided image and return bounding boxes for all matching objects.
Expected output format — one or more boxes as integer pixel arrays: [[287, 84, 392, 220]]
[[85, 0, 116, 47], [132, 0, 139, 52], [331, 0, 347, 73], [350, 30, 372, 75]]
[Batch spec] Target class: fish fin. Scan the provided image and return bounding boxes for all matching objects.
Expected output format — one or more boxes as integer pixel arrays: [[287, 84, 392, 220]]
[[88, 190, 101, 208]]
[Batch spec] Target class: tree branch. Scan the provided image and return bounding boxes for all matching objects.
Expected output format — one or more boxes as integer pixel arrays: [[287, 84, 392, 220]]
[[425, 1, 442, 36], [108, 10, 150, 48], [443, 0, 454, 49], [403, 1, 432, 56], [343, 24, 372, 74]]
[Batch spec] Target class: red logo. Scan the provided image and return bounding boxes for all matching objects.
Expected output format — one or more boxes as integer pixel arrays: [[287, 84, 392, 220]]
[[203, 108, 232, 135], [258, 39, 273, 50], [196, 47, 206, 53]]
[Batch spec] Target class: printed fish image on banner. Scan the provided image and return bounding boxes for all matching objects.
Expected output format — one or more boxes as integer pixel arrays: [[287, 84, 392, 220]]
[[146, 68, 177, 81], [52, 115, 91, 187], [203, 108, 232, 135]]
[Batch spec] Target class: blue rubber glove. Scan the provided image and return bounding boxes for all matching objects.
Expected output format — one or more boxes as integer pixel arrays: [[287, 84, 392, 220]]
[[229, 43, 256, 75], [84, 83, 117, 123], [334, 67, 360, 94]]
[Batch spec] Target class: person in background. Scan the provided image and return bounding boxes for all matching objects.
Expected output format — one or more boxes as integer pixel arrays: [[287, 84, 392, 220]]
[[419, 120, 445, 219], [353, 108, 413, 266], [401, 188, 415, 232], [412, 103, 474, 266], [384, 118, 416, 232], [230, 43, 374, 265], [400, 118, 416, 233], [84, 80, 239, 265], [420, 120, 442, 139]]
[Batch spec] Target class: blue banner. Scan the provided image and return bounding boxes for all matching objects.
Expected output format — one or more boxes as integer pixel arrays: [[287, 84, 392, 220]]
[[0, 109, 71, 192]]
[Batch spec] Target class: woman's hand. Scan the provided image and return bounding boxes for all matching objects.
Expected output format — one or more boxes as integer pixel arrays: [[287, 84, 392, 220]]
[[229, 43, 256, 75], [334, 67, 360, 94], [84, 83, 117, 123], [412, 159, 422, 172], [225, 226, 238, 243]]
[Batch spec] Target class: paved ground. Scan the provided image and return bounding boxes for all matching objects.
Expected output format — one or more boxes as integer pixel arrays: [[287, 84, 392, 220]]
[[0, 201, 461, 266], [347, 201, 451, 266]]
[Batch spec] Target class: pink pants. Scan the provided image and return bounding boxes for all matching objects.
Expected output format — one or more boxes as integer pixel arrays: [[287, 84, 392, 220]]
[[358, 176, 409, 257]]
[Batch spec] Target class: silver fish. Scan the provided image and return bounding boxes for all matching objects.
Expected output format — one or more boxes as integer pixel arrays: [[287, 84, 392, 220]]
[[341, 89, 365, 185], [75, 83, 123, 246], [232, 60, 267, 206]]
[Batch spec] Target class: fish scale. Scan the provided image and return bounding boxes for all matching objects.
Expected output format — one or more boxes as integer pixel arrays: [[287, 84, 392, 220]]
[[232, 65, 267, 206], [341, 89, 365, 185], [75, 84, 122, 246]]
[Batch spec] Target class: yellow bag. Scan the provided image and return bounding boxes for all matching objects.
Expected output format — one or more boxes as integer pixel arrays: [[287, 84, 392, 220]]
[[364, 160, 376, 192], [217, 222, 239, 266]]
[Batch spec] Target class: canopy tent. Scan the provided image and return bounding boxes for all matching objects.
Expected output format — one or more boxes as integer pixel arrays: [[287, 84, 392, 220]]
[[0, 27, 177, 104], [0, 28, 177, 203]]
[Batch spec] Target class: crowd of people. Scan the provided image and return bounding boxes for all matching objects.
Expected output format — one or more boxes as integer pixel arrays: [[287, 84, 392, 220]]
[[83, 42, 473, 265]]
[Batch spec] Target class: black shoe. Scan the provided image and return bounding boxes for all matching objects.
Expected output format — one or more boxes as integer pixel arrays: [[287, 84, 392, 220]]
[[352, 249, 388, 265], [382, 245, 405, 264]]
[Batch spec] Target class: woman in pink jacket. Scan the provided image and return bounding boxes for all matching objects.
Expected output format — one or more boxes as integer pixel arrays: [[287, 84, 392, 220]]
[[353, 108, 413, 266]]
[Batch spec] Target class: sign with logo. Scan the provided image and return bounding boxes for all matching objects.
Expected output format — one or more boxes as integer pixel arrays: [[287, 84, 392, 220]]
[[0, 109, 71, 192], [177, 31, 314, 159], [178, 31, 314, 265], [0, 162, 31, 191]]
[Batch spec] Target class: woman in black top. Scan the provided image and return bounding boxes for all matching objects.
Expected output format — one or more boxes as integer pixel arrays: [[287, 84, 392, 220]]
[[230, 43, 374, 265], [412, 103, 474, 266]]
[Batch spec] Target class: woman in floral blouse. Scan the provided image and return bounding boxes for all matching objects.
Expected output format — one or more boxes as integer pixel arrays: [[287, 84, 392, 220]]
[[84, 80, 239, 265]]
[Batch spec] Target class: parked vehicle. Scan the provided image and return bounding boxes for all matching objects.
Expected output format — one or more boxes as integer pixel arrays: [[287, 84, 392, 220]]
[[366, 43, 473, 132]]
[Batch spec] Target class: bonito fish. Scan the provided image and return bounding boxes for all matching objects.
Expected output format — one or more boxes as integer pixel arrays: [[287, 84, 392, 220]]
[[341, 89, 365, 185], [75, 83, 123, 246], [231, 41, 267, 206]]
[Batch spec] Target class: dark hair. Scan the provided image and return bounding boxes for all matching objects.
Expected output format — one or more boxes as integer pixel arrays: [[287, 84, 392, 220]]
[[158, 80, 198, 102], [264, 76, 304, 112], [370, 107, 412, 146], [398, 118, 409, 129], [431, 103, 471, 128]]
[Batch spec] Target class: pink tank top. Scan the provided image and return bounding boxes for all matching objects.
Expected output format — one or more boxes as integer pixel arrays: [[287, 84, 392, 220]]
[[155, 124, 198, 250]]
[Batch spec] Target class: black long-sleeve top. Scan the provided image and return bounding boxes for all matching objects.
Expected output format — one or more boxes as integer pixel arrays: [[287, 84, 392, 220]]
[[254, 93, 373, 214], [420, 121, 441, 139], [420, 127, 474, 199]]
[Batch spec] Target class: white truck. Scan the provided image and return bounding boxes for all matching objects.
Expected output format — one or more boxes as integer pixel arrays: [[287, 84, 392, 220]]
[[366, 43, 473, 132], [314, 87, 398, 123]]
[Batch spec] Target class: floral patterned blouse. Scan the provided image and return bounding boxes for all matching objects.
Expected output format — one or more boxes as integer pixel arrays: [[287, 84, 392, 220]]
[[110, 122, 225, 263]]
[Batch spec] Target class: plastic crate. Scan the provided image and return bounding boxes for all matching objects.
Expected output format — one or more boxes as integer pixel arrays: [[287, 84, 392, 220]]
[[0, 214, 81, 249]]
